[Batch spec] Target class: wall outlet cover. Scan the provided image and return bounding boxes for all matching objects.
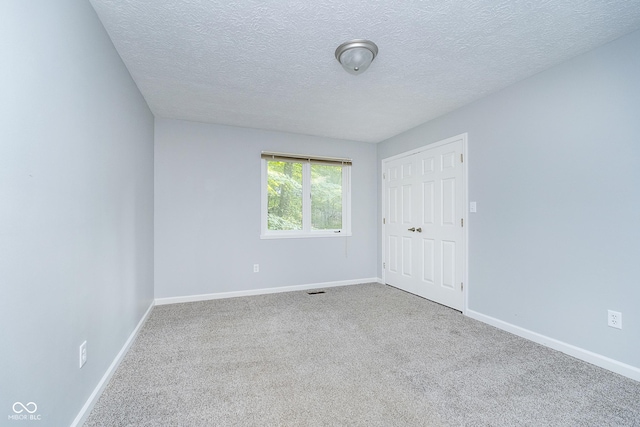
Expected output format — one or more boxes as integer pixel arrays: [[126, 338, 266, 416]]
[[79, 341, 87, 368], [607, 310, 622, 329]]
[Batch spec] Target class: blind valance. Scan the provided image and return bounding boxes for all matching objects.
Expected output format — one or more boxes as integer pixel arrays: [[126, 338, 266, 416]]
[[261, 151, 352, 166]]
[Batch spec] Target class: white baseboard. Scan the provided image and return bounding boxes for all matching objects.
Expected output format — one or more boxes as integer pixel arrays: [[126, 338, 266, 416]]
[[376, 277, 384, 284], [71, 301, 155, 427], [155, 278, 379, 306], [466, 309, 640, 382]]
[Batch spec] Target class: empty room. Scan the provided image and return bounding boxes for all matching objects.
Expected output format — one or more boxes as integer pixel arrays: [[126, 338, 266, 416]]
[[3, 1, 640, 426]]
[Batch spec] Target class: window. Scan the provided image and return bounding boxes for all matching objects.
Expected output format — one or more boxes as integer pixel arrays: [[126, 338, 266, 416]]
[[261, 152, 351, 238]]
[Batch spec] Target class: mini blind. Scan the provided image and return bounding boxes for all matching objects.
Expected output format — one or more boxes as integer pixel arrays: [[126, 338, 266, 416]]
[[261, 151, 352, 166]]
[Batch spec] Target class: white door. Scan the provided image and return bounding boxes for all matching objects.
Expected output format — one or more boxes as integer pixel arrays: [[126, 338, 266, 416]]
[[384, 155, 420, 295], [384, 136, 466, 311]]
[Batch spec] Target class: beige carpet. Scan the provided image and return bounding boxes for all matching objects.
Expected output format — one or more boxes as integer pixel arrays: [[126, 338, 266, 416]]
[[85, 283, 640, 426]]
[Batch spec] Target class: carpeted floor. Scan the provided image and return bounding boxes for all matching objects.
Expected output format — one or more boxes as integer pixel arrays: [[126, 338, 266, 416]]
[[85, 283, 640, 426]]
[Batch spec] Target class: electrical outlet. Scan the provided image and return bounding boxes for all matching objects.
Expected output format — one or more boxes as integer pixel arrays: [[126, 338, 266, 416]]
[[607, 310, 622, 329], [79, 341, 87, 368], [253, 264, 259, 273]]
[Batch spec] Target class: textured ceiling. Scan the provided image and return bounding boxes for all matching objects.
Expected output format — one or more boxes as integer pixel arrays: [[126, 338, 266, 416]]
[[90, 0, 640, 143]]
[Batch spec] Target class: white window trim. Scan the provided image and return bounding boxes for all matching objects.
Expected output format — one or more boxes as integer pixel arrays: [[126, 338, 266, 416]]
[[260, 155, 352, 239]]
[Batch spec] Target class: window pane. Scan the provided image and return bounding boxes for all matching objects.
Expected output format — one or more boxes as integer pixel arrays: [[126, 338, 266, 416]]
[[311, 164, 343, 230], [267, 161, 303, 230]]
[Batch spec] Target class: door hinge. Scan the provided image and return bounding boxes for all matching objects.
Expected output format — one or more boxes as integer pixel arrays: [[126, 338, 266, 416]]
[[383, 218, 386, 224], [383, 172, 386, 180], [383, 262, 386, 269], [461, 218, 464, 227], [460, 153, 463, 163], [461, 282, 464, 291]]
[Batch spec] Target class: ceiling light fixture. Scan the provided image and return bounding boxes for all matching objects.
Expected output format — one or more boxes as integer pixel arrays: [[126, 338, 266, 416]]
[[335, 39, 378, 76]]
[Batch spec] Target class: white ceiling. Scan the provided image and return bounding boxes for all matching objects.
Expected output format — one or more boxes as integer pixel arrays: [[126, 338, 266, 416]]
[[90, 0, 640, 143]]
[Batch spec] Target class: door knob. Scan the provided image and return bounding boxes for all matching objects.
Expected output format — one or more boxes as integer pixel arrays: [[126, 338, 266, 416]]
[[408, 227, 416, 232], [416, 227, 422, 233]]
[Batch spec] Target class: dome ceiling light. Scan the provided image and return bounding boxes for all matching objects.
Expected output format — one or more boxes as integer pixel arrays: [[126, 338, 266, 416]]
[[335, 39, 378, 76]]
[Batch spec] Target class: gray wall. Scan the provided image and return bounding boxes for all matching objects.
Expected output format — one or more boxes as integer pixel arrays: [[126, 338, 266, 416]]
[[378, 30, 640, 368], [155, 118, 378, 299], [0, 2, 154, 426]]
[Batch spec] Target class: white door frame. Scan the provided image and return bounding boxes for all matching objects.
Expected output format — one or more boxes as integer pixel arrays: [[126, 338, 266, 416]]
[[381, 133, 469, 313]]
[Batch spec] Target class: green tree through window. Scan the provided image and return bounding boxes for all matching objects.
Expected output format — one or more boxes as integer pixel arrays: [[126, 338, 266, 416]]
[[267, 161, 303, 230], [311, 164, 342, 230]]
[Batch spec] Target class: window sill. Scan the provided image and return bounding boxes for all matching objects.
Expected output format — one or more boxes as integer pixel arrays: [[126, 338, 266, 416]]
[[260, 232, 352, 240]]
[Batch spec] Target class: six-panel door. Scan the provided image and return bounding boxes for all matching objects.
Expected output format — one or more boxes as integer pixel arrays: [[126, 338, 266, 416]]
[[384, 138, 464, 311]]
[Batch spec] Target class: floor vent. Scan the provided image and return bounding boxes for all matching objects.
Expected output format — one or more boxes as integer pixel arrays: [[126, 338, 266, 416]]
[[307, 291, 326, 295]]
